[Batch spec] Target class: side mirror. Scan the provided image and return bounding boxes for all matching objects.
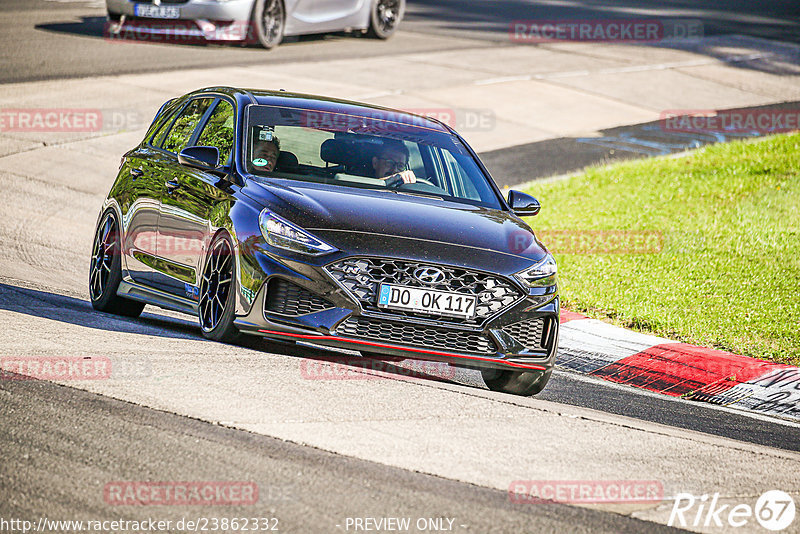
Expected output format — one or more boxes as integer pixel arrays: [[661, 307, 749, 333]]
[[178, 146, 220, 172], [508, 190, 541, 216]]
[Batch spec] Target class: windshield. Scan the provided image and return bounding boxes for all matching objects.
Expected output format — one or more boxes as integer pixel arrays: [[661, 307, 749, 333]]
[[244, 105, 501, 209]]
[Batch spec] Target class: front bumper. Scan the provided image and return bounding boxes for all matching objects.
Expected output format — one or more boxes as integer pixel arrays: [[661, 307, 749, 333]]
[[106, 0, 254, 41], [106, 0, 253, 21], [233, 248, 560, 373], [105, 19, 252, 42]]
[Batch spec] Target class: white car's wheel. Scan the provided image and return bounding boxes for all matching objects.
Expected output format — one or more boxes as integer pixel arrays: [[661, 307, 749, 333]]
[[366, 0, 404, 39], [252, 0, 285, 49]]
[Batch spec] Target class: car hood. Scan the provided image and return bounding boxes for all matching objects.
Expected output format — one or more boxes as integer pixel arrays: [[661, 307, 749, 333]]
[[242, 178, 548, 262]]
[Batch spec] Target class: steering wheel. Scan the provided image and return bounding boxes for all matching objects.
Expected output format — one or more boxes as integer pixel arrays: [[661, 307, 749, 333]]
[[386, 174, 436, 189]]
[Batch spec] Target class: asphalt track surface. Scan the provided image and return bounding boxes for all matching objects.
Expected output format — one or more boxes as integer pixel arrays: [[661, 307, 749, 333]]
[[483, 100, 800, 187], [3, 0, 800, 83], [2, 370, 689, 534], [2, 282, 798, 453], [2, 2, 800, 532]]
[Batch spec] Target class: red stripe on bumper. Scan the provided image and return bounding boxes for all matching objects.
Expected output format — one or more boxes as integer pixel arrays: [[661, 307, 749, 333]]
[[257, 329, 547, 371]]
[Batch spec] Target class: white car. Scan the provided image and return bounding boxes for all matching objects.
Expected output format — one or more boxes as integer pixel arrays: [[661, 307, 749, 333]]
[[105, 0, 404, 48]]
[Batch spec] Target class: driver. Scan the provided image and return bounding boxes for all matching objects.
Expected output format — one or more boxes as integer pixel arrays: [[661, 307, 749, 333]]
[[371, 140, 416, 184], [251, 136, 280, 172]]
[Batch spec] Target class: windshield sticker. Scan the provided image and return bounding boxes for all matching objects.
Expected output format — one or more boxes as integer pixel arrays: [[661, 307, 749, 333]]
[[252, 158, 269, 167], [258, 127, 275, 141]]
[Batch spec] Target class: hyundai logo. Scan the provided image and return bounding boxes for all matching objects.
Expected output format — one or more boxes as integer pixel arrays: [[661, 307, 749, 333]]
[[413, 267, 445, 285]]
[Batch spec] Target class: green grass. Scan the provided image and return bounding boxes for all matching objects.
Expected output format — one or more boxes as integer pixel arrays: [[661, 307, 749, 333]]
[[523, 133, 800, 365]]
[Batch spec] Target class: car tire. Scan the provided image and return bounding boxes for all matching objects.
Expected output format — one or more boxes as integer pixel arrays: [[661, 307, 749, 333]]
[[198, 232, 242, 343], [89, 210, 145, 318], [481, 367, 552, 396], [252, 0, 285, 49], [366, 0, 404, 39]]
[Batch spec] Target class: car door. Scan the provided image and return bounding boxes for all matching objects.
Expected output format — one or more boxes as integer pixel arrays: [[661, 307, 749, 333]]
[[119, 150, 162, 285], [288, 0, 364, 33], [119, 101, 182, 285], [153, 97, 237, 300]]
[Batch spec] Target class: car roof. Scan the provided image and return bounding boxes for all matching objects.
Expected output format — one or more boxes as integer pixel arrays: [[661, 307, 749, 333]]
[[186, 86, 452, 134]]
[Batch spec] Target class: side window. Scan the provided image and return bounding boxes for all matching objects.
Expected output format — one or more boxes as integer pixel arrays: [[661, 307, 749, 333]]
[[423, 145, 452, 196], [161, 98, 213, 153], [442, 149, 480, 201], [407, 142, 425, 179], [150, 106, 180, 147], [196, 100, 235, 164]]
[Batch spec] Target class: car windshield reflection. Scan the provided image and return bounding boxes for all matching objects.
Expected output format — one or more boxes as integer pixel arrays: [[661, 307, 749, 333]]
[[244, 105, 501, 209]]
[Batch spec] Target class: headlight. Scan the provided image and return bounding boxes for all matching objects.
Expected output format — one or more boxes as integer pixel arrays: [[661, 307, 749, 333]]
[[258, 209, 336, 256], [515, 254, 557, 288]]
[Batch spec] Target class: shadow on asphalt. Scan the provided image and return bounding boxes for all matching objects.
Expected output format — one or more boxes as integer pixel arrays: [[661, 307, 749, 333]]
[[0, 282, 463, 388], [482, 100, 800, 188], [35, 15, 107, 39], [407, 0, 800, 49], [0, 282, 201, 340]]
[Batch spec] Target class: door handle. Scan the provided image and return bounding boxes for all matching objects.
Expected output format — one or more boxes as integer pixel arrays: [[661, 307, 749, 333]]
[[165, 179, 180, 193], [130, 168, 144, 179]]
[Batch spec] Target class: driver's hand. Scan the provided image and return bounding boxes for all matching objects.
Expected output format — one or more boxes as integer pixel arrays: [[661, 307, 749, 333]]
[[385, 170, 416, 184]]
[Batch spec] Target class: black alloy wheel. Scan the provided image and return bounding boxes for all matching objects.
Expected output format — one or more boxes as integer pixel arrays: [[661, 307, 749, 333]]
[[89, 211, 145, 317], [199, 233, 241, 342]]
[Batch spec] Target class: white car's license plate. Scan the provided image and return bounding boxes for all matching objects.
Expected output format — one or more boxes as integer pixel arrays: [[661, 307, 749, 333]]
[[134, 4, 181, 18], [377, 284, 476, 319]]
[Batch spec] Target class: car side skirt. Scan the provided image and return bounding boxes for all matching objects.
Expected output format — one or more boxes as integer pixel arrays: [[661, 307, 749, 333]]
[[117, 279, 198, 316]]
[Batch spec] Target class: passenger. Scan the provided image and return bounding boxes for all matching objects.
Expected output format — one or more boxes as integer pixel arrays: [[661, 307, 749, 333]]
[[252, 136, 280, 172], [372, 140, 416, 184]]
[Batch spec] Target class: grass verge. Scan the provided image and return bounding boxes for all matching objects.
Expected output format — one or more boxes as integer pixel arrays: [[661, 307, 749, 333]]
[[523, 133, 799, 365]]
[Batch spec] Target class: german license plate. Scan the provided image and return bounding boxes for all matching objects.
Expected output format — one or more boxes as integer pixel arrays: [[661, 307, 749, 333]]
[[377, 284, 476, 319], [134, 4, 181, 18]]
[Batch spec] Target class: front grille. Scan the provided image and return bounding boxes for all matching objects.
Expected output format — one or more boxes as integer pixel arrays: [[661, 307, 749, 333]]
[[264, 278, 334, 316], [502, 318, 547, 351], [336, 317, 496, 355], [325, 258, 523, 326]]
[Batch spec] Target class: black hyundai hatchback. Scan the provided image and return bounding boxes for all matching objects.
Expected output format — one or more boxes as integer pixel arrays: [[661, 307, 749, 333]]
[[90, 87, 559, 396]]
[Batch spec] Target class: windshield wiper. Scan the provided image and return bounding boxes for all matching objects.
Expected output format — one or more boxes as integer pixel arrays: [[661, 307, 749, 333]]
[[396, 191, 444, 201]]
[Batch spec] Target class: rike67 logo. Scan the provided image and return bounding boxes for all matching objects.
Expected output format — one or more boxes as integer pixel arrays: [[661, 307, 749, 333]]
[[669, 490, 795, 531]]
